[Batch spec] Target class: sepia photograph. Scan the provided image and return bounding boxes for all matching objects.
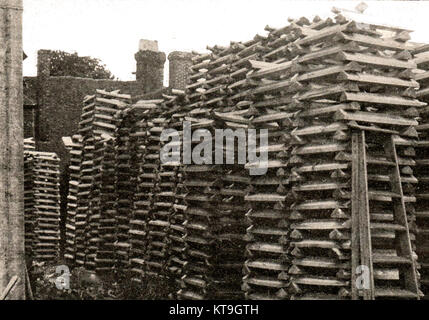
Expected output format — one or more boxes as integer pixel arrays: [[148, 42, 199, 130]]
[[2, 0, 429, 312]]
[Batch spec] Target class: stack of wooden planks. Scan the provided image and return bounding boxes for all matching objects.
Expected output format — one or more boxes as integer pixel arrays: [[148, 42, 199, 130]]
[[94, 134, 117, 273], [176, 43, 258, 299], [64, 134, 83, 265], [24, 151, 61, 263], [24, 152, 36, 261], [172, 10, 423, 299], [61, 10, 428, 300], [68, 90, 130, 270], [163, 93, 188, 292], [113, 105, 136, 274], [413, 43, 429, 297], [137, 100, 168, 278], [128, 101, 154, 284], [259, 13, 421, 299]]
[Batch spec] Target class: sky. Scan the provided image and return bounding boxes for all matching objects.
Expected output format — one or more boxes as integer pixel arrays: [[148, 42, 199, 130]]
[[22, 0, 429, 84]]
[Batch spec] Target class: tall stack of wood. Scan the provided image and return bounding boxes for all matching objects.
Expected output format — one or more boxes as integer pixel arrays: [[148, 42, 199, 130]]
[[113, 107, 135, 274], [243, 13, 422, 299], [75, 94, 96, 267], [24, 153, 36, 261], [414, 44, 429, 297], [144, 101, 170, 277], [24, 151, 61, 263], [176, 43, 258, 299], [238, 28, 301, 301], [64, 134, 83, 265], [59, 10, 429, 300], [69, 90, 130, 269], [128, 102, 153, 284], [164, 93, 187, 290], [93, 134, 117, 273]]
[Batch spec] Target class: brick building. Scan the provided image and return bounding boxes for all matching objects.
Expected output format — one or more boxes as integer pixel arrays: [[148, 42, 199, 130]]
[[24, 40, 193, 166]]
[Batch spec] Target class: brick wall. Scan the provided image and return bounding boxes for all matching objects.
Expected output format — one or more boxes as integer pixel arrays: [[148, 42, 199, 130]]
[[36, 76, 144, 168], [23, 106, 35, 138]]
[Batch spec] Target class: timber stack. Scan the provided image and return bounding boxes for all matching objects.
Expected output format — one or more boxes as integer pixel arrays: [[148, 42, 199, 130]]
[[64, 134, 83, 265], [24, 151, 61, 263], [414, 43, 429, 297], [69, 90, 131, 270], [247, 12, 422, 299], [144, 101, 170, 278], [94, 134, 116, 273], [60, 9, 429, 300], [164, 92, 187, 292], [128, 101, 153, 284]]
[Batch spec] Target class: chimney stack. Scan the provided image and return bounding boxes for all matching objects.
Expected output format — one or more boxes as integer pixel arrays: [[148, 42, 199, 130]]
[[135, 39, 166, 93], [168, 51, 193, 90]]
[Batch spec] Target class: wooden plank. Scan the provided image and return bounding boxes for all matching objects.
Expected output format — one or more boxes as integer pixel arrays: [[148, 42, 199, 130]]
[[384, 136, 420, 297], [252, 112, 295, 124], [335, 110, 418, 126], [0, 276, 18, 300], [295, 163, 349, 173], [348, 121, 399, 135], [296, 22, 352, 46], [293, 143, 347, 155], [356, 131, 375, 300], [247, 59, 278, 70], [299, 102, 360, 117], [297, 64, 361, 82], [294, 200, 345, 210], [338, 72, 419, 88], [292, 276, 347, 286], [351, 132, 360, 300], [293, 182, 348, 192], [341, 92, 425, 107], [291, 220, 348, 230], [335, 32, 408, 51], [293, 257, 348, 269], [251, 79, 303, 95], [292, 122, 347, 136], [338, 52, 416, 69]]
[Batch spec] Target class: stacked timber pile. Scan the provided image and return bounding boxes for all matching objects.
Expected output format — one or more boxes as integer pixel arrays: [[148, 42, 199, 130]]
[[93, 134, 117, 273], [414, 44, 429, 297], [143, 100, 170, 277], [249, 13, 422, 299], [94, 136, 117, 273], [24, 152, 36, 260], [68, 90, 130, 270], [163, 92, 187, 290], [129, 102, 156, 283], [113, 107, 136, 274], [24, 151, 61, 263], [128, 101, 154, 284], [59, 10, 427, 301], [175, 10, 424, 300], [64, 134, 83, 265], [176, 45, 256, 299]]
